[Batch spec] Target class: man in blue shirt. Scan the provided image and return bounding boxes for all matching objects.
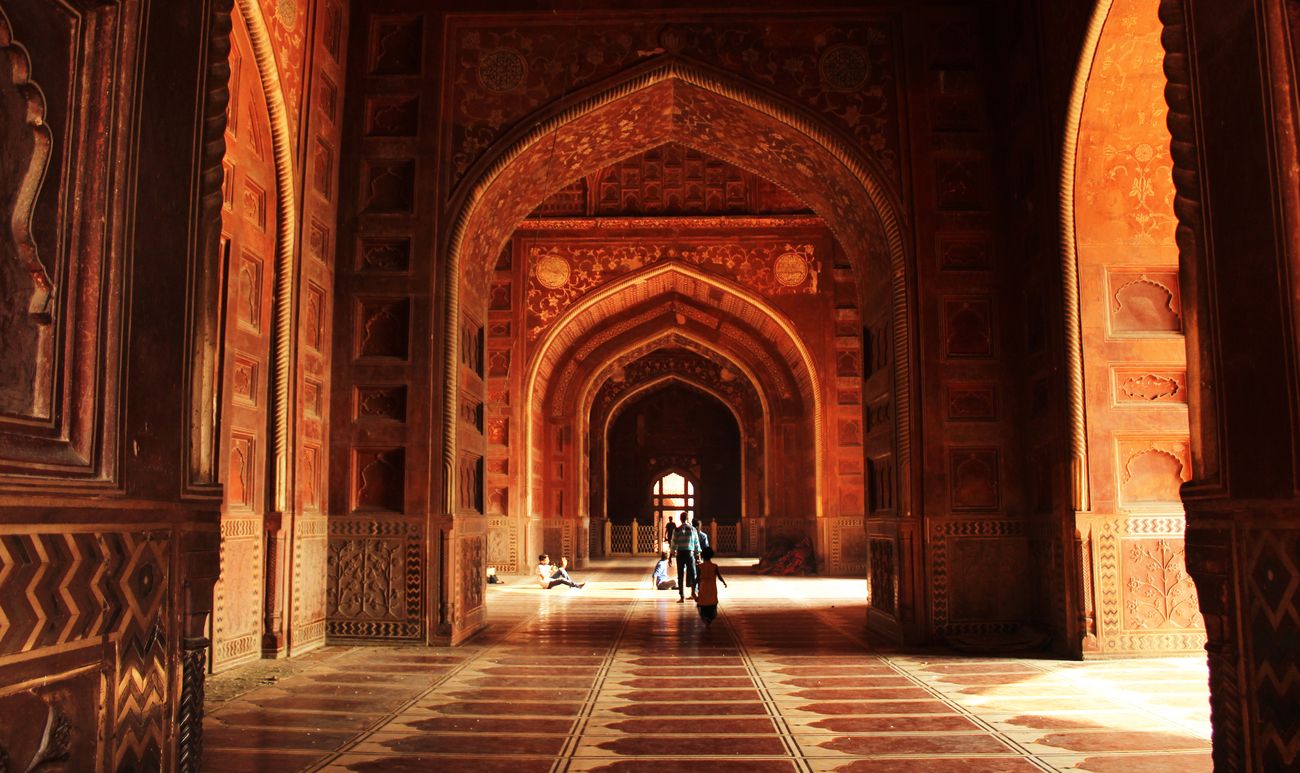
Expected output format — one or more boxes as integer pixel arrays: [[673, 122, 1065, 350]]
[[651, 552, 677, 590], [671, 512, 700, 602], [693, 519, 710, 551]]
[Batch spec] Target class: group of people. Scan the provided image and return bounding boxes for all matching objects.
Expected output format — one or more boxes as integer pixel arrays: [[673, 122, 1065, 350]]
[[652, 512, 728, 625], [533, 513, 729, 626]]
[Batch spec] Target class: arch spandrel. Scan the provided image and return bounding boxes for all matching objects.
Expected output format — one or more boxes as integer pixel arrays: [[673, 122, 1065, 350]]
[[454, 64, 899, 295]]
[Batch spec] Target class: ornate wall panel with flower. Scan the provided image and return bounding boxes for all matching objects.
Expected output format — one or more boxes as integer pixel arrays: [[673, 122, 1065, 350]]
[[1069, 0, 1200, 656]]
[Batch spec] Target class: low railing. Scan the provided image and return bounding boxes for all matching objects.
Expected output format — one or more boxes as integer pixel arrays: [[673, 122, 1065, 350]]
[[604, 519, 742, 556]]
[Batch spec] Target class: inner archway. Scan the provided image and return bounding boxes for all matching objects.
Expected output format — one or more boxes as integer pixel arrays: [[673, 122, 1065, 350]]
[[605, 380, 742, 556]]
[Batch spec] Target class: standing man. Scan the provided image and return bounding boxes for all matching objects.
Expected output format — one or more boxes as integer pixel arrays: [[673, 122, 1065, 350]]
[[692, 519, 710, 599], [664, 517, 678, 566], [693, 519, 710, 552], [672, 512, 700, 602]]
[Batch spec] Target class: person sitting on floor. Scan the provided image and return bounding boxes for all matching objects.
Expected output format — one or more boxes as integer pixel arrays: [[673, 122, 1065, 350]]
[[536, 553, 584, 589], [651, 551, 678, 590]]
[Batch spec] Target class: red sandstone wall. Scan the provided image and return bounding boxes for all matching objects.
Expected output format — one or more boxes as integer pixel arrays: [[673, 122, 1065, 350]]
[[1072, 0, 1201, 654], [214, 0, 345, 668], [213, 7, 278, 673], [276, 0, 347, 659], [0, 2, 227, 767]]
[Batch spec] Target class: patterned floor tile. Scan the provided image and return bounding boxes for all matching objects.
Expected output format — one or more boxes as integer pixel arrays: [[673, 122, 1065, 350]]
[[202, 558, 1212, 773]]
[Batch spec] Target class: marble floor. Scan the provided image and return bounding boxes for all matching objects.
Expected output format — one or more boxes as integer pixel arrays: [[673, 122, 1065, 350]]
[[203, 559, 1213, 772]]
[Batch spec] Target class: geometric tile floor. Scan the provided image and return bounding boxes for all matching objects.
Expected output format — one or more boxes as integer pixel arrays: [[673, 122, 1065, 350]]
[[204, 559, 1212, 772]]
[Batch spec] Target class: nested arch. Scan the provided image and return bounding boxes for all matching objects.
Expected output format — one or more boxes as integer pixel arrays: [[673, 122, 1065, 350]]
[[580, 335, 769, 525], [595, 372, 756, 527], [444, 58, 915, 517], [527, 263, 821, 519]]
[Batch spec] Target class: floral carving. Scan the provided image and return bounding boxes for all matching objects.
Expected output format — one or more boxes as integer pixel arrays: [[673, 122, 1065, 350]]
[[526, 241, 820, 334], [327, 538, 404, 619], [1119, 373, 1181, 402], [1123, 539, 1201, 630], [446, 18, 899, 191]]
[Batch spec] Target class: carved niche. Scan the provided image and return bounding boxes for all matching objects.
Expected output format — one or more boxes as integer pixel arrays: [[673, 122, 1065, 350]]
[[0, 5, 55, 418], [303, 378, 323, 417], [868, 538, 896, 615], [361, 159, 415, 213], [365, 94, 419, 137], [1108, 270, 1182, 334], [355, 298, 410, 359], [353, 447, 405, 513], [231, 355, 258, 406], [367, 15, 423, 76], [1117, 439, 1189, 504], [949, 448, 999, 510], [458, 452, 483, 514], [308, 218, 330, 263], [943, 298, 993, 358]]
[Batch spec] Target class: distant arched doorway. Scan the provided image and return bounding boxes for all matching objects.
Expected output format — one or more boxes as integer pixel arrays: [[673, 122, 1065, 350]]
[[651, 471, 696, 528], [602, 383, 742, 557]]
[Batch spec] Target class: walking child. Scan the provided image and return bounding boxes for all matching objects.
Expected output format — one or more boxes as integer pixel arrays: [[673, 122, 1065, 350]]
[[695, 546, 728, 626]]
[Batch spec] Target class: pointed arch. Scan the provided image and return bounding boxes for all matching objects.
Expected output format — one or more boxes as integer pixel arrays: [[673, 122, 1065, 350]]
[[233, 0, 297, 512], [598, 373, 754, 525], [443, 58, 915, 519], [525, 262, 821, 519], [576, 330, 773, 524]]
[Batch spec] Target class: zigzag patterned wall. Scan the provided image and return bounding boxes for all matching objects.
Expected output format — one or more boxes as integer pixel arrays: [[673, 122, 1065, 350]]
[[0, 530, 172, 770]]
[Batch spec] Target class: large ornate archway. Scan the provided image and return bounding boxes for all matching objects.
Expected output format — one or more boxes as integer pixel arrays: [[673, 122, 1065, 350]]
[[442, 58, 915, 641]]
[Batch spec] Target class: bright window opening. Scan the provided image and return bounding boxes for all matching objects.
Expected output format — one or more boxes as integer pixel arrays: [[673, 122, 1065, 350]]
[[652, 471, 695, 527]]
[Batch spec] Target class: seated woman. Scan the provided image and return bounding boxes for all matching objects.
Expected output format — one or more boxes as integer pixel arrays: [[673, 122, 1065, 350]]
[[536, 554, 584, 589], [651, 552, 678, 590]]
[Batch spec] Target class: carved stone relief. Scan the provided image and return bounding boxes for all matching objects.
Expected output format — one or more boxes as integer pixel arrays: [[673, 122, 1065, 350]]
[[355, 385, 406, 422], [1113, 368, 1186, 403], [946, 384, 996, 420], [326, 518, 423, 641], [358, 237, 410, 272]]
